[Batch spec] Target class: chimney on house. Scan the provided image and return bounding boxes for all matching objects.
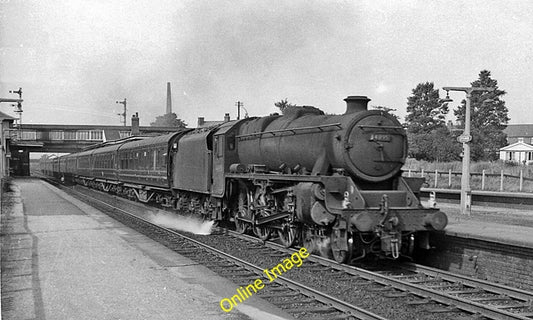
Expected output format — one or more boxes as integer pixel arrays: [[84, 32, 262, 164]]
[[197, 117, 205, 127], [224, 113, 230, 122]]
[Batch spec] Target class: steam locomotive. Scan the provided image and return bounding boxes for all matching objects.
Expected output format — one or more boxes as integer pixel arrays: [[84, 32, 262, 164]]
[[41, 96, 447, 263]]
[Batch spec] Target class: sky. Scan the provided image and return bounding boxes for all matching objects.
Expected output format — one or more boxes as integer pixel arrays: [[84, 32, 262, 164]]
[[1, 0, 532, 127]]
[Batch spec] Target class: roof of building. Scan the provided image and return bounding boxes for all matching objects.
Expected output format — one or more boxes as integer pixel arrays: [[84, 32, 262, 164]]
[[0, 111, 16, 121], [197, 120, 225, 128], [504, 124, 533, 137], [500, 141, 533, 151]]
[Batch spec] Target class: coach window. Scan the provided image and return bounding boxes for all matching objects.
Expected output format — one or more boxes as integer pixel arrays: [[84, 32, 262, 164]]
[[143, 151, 148, 170], [144, 150, 149, 170], [159, 149, 166, 170]]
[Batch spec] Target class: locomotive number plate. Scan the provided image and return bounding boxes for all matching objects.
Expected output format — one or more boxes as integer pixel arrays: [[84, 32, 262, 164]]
[[370, 134, 391, 142]]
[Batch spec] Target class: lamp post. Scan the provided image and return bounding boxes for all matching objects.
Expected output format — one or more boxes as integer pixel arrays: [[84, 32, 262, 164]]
[[442, 86, 495, 215]]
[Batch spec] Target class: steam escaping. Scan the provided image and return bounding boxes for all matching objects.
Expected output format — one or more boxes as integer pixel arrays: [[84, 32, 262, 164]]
[[305, 237, 332, 258], [147, 210, 215, 235]]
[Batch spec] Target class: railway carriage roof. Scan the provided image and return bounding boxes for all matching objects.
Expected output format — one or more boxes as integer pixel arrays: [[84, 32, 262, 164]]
[[90, 143, 123, 155], [75, 149, 96, 157], [119, 131, 187, 151]]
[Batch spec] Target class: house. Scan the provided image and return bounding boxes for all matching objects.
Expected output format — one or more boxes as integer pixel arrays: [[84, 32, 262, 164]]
[[500, 124, 533, 164], [504, 124, 533, 144], [197, 113, 232, 128]]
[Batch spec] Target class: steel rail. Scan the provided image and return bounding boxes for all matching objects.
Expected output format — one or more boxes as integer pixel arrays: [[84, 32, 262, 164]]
[[225, 230, 532, 320], [60, 183, 386, 320], [404, 263, 533, 302], [46, 178, 531, 319]]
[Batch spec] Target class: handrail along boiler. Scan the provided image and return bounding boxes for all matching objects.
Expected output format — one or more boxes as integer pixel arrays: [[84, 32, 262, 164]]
[[41, 95, 447, 263]]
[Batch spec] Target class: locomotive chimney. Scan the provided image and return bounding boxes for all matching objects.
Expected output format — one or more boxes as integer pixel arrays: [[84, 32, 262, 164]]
[[131, 112, 140, 135], [344, 96, 371, 114], [224, 113, 230, 122]]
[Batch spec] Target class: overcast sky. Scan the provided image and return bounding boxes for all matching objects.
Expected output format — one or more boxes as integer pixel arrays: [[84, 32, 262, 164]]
[[1, 0, 532, 127]]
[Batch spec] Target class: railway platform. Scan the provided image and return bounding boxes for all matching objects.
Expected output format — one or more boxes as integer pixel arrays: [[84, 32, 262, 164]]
[[428, 200, 533, 249], [0, 178, 296, 320]]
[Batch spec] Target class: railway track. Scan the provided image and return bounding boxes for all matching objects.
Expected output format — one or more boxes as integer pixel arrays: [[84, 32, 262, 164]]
[[384, 263, 533, 319], [52, 179, 385, 320], [46, 178, 533, 320], [229, 230, 533, 320]]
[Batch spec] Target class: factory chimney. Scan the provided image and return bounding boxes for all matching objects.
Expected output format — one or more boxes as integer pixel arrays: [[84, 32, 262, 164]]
[[344, 96, 371, 114], [131, 112, 140, 135], [197, 117, 205, 127], [166, 82, 172, 114]]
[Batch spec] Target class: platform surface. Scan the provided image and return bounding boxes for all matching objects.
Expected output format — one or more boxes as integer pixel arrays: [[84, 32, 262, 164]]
[[1, 178, 296, 320], [427, 200, 533, 248]]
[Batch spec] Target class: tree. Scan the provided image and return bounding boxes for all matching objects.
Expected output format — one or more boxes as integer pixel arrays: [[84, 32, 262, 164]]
[[274, 98, 296, 114], [404, 82, 459, 161], [405, 82, 449, 134], [407, 127, 462, 162], [150, 113, 187, 128], [453, 70, 509, 161], [371, 105, 400, 121]]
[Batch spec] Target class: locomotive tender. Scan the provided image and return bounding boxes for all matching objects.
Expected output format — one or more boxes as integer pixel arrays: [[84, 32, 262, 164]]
[[41, 96, 447, 263]]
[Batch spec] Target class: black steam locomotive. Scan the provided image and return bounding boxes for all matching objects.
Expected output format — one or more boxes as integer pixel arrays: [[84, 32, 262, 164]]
[[41, 96, 447, 263]]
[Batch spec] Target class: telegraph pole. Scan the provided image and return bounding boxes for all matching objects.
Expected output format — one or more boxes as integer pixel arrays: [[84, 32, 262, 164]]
[[235, 101, 248, 120], [0, 88, 23, 127], [9, 88, 23, 137], [442, 86, 495, 215], [116, 98, 127, 126], [0, 88, 23, 179]]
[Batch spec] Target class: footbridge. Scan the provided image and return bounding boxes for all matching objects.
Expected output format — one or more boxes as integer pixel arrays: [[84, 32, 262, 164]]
[[7, 123, 178, 175]]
